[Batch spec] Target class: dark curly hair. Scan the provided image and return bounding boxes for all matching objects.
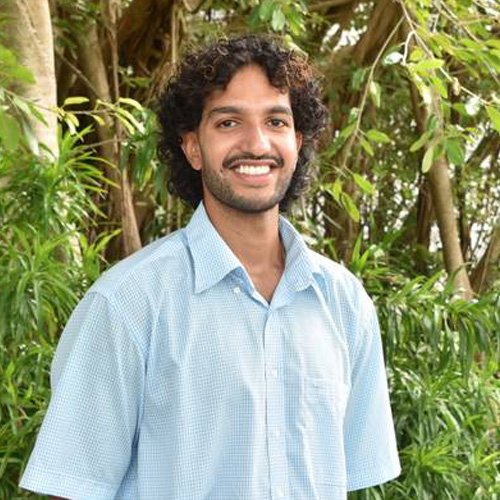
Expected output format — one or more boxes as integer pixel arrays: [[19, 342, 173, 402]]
[[157, 35, 328, 211]]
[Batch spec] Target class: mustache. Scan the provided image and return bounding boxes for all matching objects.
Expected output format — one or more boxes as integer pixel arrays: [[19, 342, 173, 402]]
[[223, 154, 284, 169]]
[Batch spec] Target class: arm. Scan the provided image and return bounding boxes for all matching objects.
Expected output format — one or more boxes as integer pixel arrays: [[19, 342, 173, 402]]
[[19, 292, 145, 500]]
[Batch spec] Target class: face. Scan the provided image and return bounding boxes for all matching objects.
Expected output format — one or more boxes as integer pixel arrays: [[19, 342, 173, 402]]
[[182, 64, 302, 214]]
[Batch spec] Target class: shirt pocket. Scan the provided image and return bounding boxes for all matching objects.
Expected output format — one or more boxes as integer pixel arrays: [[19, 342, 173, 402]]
[[301, 376, 349, 487]]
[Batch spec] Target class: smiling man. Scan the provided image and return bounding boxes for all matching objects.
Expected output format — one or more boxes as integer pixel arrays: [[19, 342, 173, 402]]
[[20, 36, 400, 500]]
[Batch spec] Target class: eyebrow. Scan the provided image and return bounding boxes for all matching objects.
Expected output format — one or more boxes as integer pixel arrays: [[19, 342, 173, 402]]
[[207, 105, 293, 118]]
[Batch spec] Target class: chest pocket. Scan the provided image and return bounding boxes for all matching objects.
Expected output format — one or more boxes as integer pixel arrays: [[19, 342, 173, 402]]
[[288, 375, 349, 487]]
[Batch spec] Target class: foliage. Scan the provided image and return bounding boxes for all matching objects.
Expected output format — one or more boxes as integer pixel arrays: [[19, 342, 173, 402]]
[[1, 0, 500, 499], [346, 242, 500, 499]]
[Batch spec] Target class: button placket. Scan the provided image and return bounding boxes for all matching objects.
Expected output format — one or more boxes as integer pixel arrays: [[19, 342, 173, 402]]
[[263, 309, 289, 500]]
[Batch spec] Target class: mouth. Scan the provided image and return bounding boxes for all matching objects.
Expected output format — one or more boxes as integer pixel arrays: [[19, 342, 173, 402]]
[[224, 156, 283, 175], [233, 164, 272, 176]]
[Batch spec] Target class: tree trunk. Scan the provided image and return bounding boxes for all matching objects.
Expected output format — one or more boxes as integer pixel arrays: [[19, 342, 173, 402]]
[[1, 0, 58, 157], [407, 66, 473, 299], [471, 220, 500, 294], [426, 156, 473, 299], [76, 19, 142, 258]]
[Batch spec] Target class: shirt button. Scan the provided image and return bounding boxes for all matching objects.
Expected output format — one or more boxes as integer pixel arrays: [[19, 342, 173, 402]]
[[273, 429, 281, 437], [233, 286, 241, 294], [277, 488, 285, 498], [270, 369, 278, 378]]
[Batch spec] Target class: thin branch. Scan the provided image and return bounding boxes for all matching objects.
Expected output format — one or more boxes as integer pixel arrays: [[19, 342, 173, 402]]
[[309, 0, 355, 12], [339, 16, 404, 170], [55, 48, 101, 100], [181, 0, 208, 14], [398, 0, 499, 107]]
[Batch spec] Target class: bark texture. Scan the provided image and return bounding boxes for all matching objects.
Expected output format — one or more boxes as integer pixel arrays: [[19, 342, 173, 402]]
[[1, 0, 58, 156], [76, 20, 142, 257], [426, 156, 473, 299], [471, 221, 500, 294]]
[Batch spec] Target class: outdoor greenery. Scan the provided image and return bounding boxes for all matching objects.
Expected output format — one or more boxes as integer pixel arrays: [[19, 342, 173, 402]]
[[1, 0, 500, 499]]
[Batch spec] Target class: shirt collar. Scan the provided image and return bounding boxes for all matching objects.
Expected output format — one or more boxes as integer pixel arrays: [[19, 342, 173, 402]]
[[278, 216, 323, 293], [184, 202, 324, 295], [184, 203, 243, 294]]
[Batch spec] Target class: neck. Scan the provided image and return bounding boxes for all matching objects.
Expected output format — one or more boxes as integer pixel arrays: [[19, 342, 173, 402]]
[[203, 197, 285, 273]]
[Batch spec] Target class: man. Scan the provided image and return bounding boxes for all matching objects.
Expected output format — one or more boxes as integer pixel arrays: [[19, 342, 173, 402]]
[[20, 35, 400, 500]]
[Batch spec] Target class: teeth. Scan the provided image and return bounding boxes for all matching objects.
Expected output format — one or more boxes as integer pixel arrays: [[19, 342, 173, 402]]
[[234, 165, 271, 175]]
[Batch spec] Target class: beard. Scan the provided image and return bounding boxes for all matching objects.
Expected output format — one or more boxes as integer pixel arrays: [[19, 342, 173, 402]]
[[200, 151, 294, 213]]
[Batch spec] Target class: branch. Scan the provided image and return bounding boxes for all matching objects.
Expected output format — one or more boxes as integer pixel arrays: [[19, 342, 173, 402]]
[[55, 48, 101, 100], [339, 16, 404, 169]]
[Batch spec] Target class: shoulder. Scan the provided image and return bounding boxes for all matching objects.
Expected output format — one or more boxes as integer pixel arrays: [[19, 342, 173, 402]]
[[90, 229, 190, 300], [72, 229, 192, 356], [308, 249, 372, 308]]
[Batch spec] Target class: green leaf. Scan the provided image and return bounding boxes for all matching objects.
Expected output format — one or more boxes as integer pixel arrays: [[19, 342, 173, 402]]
[[410, 47, 425, 62], [63, 96, 90, 106], [333, 178, 342, 201], [410, 131, 431, 152], [20, 117, 39, 153], [369, 81, 381, 108], [115, 107, 144, 134], [422, 146, 434, 173], [452, 103, 468, 117], [0, 111, 21, 150], [486, 40, 500, 50], [366, 129, 391, 143], [426, 114, 438, 134], [340, 123, 356, 139], [341, 192, 360, 222], [9, 65, 35, 84], [485, 106, 500, 136], [92, 114, 106, 126], [353, 173, 375, 195], [118, 97, 143, 111], [444, 137, 465, 165], [360, 137, 374, 156], [432, 76, 448, 98], [0, 45, 16, 66], [351, 68, 366, 91], [271, 8, 286, 31], [414, 58, 445, 73], [258, 0, 275, 21]]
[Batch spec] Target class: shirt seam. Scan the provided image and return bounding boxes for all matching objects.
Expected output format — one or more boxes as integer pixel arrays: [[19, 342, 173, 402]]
[[91, 289, 147, 362], [24, 466, 120, 488]]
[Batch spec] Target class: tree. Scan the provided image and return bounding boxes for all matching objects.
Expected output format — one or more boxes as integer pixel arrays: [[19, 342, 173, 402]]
[[1, 1, 499, 498]]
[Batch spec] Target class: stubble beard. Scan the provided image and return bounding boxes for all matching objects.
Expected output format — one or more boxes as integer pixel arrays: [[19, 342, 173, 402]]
[[200, 153, 294, 214]]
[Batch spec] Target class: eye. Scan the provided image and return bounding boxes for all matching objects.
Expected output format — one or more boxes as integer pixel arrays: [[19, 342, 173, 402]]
[[217, 119, 237, 128], [268, 118, 288, 128]]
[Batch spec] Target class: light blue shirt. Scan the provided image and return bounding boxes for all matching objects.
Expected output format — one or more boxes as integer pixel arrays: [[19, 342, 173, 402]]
[[20, 202, 400, 500]]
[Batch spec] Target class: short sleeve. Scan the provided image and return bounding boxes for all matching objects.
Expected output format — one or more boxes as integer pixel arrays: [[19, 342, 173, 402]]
[[19, 291, 145, 500], [344, 297, 401, 491]]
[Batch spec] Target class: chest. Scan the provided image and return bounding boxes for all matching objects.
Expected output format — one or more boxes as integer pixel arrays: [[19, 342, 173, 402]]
[[145, 281, 351, 409]]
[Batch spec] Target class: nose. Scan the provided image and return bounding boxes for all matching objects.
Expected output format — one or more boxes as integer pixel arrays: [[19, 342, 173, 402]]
[[240, 122, 272, 156]]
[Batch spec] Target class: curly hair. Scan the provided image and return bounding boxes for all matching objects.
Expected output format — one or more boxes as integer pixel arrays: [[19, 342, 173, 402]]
[[156, 35, 328, 211]]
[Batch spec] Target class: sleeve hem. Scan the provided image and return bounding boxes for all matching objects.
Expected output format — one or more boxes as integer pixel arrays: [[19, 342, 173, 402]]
[[346, 463, 401, 492], [19, 467, 118, 500]]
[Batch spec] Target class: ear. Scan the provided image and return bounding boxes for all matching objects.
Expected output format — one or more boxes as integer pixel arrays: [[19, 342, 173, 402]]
[[295, 131, 303, 152], [180, 131, 202, 171]]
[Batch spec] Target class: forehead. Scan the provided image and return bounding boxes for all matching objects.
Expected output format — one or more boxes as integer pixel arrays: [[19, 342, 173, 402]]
[[203, 64, 291, 116]]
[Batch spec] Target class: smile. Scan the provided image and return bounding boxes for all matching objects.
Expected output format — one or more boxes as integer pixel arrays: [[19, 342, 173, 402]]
[[234, 165, 271, 176]]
